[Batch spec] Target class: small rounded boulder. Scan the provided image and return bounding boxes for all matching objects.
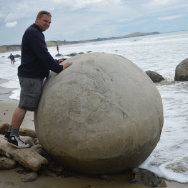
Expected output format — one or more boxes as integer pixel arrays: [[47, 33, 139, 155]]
[[34, 52, 163, 174]]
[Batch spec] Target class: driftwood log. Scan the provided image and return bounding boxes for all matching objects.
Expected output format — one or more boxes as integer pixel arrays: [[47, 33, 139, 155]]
[[0, 135, 48, 171], [0, 123, 37, 138]]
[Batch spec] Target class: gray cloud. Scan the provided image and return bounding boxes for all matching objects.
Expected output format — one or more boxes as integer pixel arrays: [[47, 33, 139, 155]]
[[5, 21, 17, 27], [158, 15, 184, 21]]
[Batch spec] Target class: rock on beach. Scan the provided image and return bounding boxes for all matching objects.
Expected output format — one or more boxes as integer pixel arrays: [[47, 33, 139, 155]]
[[35, 52, 163, 174], [175, 58, 188, 81], [145, 70, 164, 83]]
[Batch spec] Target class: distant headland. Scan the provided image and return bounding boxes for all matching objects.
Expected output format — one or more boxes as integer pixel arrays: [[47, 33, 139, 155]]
[[0, 32, 159, 53]]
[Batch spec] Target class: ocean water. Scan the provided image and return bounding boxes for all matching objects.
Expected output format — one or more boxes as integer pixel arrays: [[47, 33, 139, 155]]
[[0, 31, 188, 183]]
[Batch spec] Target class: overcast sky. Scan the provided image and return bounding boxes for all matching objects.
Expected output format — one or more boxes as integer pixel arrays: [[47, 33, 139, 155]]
[[0, 0, 188, 45]]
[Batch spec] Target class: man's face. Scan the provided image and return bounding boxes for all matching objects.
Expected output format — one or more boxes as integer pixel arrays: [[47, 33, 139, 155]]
[[36, 14, 51, 32]]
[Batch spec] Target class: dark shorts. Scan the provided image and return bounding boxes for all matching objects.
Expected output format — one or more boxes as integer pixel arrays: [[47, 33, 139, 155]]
[[18, 77, 43, 111]]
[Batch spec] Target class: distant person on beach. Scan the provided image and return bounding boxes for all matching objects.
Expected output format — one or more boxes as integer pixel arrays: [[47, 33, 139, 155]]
[[9, 53, 15, 64], [56, 44, 59, 54], [4, 10, 72, 148]]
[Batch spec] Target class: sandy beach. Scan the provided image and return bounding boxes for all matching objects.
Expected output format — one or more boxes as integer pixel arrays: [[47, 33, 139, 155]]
[[0, 92, 188, 188]]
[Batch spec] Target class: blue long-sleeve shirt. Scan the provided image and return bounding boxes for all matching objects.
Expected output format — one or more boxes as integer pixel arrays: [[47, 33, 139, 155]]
[[18, 24, 63, 78]]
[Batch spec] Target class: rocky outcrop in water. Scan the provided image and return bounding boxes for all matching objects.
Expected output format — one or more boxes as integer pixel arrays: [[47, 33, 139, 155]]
[[146, 70, 165, 83], [132, 168, 162, 187], [174, 58, 188, 81]]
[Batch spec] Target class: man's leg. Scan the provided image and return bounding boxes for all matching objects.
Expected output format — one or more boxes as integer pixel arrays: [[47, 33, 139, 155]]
[[10, 107, 27, 135], [8, 107, 30, 148], [7, 77, 43, 148], [11, 107, 27, 129], [4, 107, 26, 140]]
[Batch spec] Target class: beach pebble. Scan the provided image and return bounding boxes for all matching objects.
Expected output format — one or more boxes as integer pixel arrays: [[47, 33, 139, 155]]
[[0, 156, 16, 170], [16, 166, 39, 182], [14, 54, 21, 58], [35, 52, 163, 174], [132, 168, 162, 187], [145, 70, 165, 83], [21, 172, 39, 182], [67, 52, 78, 56], [66, 52, 84, 56], [55, 53, 62, 57]]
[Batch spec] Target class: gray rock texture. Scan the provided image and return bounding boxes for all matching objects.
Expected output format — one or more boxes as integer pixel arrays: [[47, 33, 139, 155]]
[[146, 70, 164, 83], [175, 58, 188, 81], [132, 168, 162, 187], [35, 52, 163, 174]]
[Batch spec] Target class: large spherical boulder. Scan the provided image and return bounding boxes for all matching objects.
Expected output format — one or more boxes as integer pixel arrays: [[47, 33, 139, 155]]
[[34, 52, 163, 174], [175, 58, 188, 81]]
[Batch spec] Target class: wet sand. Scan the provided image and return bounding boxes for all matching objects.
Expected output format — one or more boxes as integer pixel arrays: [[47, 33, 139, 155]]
[[0, 167, 187, 188], [0, 96, 188, 187]]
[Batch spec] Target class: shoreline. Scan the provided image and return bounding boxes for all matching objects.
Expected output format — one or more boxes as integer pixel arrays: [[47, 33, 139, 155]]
[[0, 31, 160, 53], [0, 88, 188, 187]]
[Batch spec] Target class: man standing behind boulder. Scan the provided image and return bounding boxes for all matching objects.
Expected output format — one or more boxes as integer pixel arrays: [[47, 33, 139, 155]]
[[5, 10, 72, 148]]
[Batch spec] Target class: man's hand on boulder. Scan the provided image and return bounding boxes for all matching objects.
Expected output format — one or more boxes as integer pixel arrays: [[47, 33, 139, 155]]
[[63, 62, 72, 70], [58, 57, 67, 63]]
